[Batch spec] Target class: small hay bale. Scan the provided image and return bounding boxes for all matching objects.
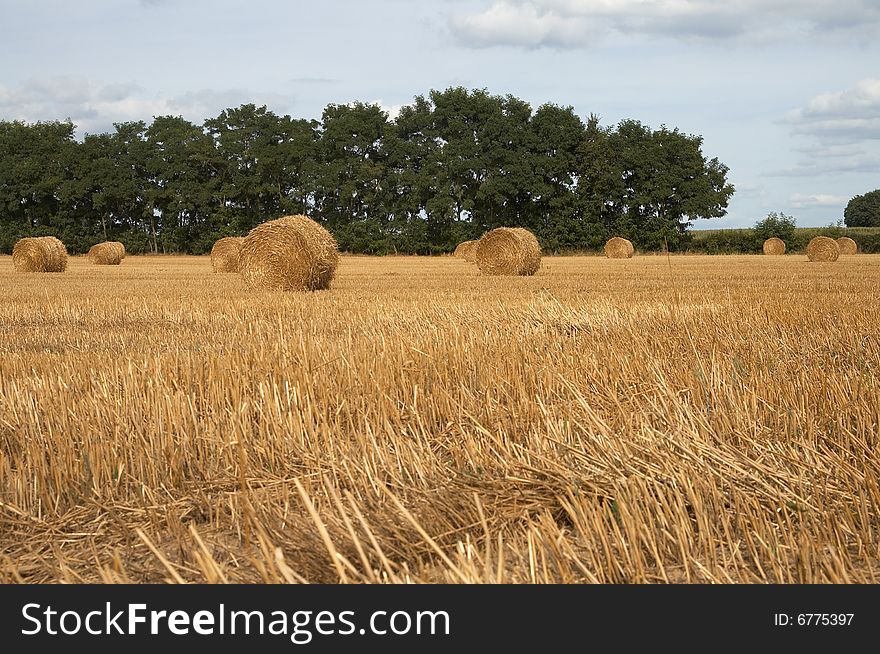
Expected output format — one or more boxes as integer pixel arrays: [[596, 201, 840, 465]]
[[836, 236, 858, 255], [12, 237, 50, 272], [211, 236, 245, 273], [238, 215, 339, 291], [763, 237, 786, 255], [475, 227, 541, 276], [806, 236, 840, 262], [604, 236, 633, 259], [88, 241, 124, 265], [453, 240, 478, 262]]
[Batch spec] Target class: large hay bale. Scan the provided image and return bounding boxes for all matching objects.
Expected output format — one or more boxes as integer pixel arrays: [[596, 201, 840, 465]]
[[40, 236, 68, 272], [108, 241, 126, 260], [12, 237, 50, 272], [88, 241, 124, 265], [806, 236, 840, 262], [211, 236, 245, 273], [453, 240, 478, 262], [604, 236, 633, 259], [238, 215, 339, 291], [836, 236, 858, 255], [763, 237, 786, 255], [474, 227, 541, 276], [12, 236, 66, 272]]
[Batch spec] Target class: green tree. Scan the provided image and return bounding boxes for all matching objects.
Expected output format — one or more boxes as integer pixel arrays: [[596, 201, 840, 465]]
[[753, 211, 796, 243], [844, 189, 880, 227], [315, 102, 391, 252], [576, 119, 734, 250], [145, 115, 218, 253]]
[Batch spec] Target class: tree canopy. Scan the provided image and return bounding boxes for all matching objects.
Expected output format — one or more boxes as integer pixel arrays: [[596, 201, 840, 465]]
[[844, 190, 880, 228], [0, 88, 735, 254]]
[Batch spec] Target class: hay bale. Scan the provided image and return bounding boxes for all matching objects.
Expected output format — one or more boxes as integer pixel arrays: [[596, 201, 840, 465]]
[[836, 236, 858, 255], [12, 237, 50, 272], [40, 236, 68, 272], [474, 227, 541, 276], [763, 237, 786, 255], [88, 241, 124, 265], [806, 236, 840, 262], [604, 236, 633, 259], [238, 215, 339, 291], [453, 240, 478, 262], [12, 236, 66, 272], [108, 241, 126, 260], [211, 236, 245, 273]]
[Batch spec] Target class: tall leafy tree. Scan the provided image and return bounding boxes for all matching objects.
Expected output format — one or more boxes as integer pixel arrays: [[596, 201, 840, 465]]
[[844, 189, 880, 227]]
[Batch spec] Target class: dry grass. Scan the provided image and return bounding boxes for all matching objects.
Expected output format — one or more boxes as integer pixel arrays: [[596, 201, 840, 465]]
[[1, 253, 879, 584]]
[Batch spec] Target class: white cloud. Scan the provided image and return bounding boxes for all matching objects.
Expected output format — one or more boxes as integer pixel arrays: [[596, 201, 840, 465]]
[[790, 193, 850, 208], [0, 76, 296, 136], [449, 0, 880, 48], [786, 79, 880, 144], [370, 100, 404, 122]]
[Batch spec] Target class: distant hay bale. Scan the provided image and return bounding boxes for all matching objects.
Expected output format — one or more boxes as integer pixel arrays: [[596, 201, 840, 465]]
[[763, 237, 786, 255], [806, 236, 840, 262], [836, 236, 858, 255], [238, 215, 339, 291], [474, 227, 541, 276], [604, 236, 633, 259], [12, 236, 67, 272], [211, 236, 245, 272], [453, 240, 478, 262], [88, 241, 124, 265]]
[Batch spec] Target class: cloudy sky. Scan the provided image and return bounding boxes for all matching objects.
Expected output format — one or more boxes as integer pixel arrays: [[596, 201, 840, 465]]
[[2, 0, 879, 228]]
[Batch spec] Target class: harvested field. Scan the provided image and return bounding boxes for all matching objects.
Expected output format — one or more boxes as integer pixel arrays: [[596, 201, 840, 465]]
[[1, 254, 879, 583]]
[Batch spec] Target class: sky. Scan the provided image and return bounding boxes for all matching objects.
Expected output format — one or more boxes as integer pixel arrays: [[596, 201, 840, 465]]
[[1, 0, 879, 228]]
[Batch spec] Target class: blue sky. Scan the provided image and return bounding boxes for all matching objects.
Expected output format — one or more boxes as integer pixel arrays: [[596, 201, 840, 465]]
[[2, 0, 879, 228]]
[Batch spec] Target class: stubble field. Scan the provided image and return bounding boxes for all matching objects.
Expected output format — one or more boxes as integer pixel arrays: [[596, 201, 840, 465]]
[[1, 253, 878, 583]]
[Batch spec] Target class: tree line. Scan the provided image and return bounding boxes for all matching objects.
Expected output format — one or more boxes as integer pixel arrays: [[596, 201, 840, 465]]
[[0, 87, 735, 255]]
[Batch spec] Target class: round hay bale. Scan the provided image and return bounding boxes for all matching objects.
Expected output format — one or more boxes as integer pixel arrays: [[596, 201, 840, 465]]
[[806, 236, 840, 262], [12, 237, 50, 272], [763, 237, 786, 255], [238, 215, 339, 291], [475, 227, 541, 276], [836, 236, 858, 255], [453, 240, 478, 262], [40, 236, 68, 272], [108, 241, 126, 260], [211, 236, 245, 273], [88, 241, 124, 265], [509, 227, 542, 275], [604, 236, 633, 259]]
